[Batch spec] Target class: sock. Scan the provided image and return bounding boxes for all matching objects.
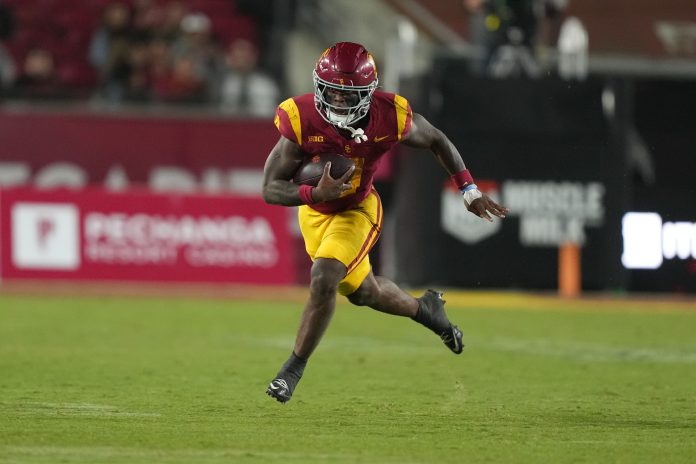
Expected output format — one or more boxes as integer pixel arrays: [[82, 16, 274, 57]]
[[276, 352, 307, 389], [411, 298, 433, 328], [412, 296, 449, 334]]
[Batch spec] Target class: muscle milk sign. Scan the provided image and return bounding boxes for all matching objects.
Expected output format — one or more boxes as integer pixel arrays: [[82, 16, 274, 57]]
[[441, 181, 502, 244], [441, 179, 605, 247], [503, 180, 605, 246]]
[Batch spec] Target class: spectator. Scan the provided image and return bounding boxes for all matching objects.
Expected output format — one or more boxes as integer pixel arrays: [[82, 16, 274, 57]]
[[12, 47, 66, 99], [148, 36, 171, 85], [171, 12, 222, 98], [0, 1, 13, 40], [0, 1, 16, 93], [156, 0, 188, 43], [152, 52, 207, 104], [131, 0, 163, 39], [0, 42, 16, 92], [89, 1, 134, 101], [120, 38, 153, 102], [89, 2, 132, 70], [219, 38, 280, 117], [463, 0, 490, 74], [463, 0, 567, 77]]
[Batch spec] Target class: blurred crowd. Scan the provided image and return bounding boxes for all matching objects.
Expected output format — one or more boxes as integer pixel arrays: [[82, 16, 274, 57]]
[[462, 0, 582, 79], [0, 0, 281, 116]]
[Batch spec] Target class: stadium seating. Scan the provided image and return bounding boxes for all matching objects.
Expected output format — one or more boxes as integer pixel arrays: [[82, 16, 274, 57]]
[[385, 0, 696, 58], [2, 0, 257, 98]]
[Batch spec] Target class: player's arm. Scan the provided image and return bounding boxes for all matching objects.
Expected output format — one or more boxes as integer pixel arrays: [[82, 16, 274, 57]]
[[401, 112, 508, 221], [262, 136, 354, 206]]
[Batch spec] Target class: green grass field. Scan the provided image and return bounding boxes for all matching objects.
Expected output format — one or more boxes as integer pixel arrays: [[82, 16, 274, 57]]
[[1, 290, 695, 463]]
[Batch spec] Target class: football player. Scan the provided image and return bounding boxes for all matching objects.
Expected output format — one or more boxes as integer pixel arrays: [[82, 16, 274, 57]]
[[262, 42, 508, 403]]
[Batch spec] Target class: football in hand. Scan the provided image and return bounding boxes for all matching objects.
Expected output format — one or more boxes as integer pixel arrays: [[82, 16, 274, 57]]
[[293, 153, 355, 187]]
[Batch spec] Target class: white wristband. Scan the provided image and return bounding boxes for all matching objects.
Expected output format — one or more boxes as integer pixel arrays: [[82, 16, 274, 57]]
[[462, 188, 482, 208]]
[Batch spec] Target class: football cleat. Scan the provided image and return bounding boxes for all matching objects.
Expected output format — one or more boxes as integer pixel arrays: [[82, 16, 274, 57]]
[[417, 289, 464, 354], [440, 323, 464, 355], [266, 353, 306, 404], [266, 378, 294, 403]]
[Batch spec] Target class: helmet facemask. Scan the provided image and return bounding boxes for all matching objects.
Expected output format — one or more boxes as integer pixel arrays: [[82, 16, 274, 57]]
[[313, 70, 378, 128]]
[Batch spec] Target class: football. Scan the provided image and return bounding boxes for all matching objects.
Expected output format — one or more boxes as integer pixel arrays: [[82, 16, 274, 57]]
[[293, 153, 355, 187]]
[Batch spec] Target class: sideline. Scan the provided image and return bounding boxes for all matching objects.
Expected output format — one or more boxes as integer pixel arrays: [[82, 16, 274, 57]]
[[1, 280, 694, 312]]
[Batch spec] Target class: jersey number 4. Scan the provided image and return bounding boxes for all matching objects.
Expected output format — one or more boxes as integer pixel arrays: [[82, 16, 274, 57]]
[[340, 157, 364, 197]]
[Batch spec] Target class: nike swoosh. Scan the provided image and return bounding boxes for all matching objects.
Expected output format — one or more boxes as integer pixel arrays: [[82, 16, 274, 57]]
[[373, 135, 390, 142]]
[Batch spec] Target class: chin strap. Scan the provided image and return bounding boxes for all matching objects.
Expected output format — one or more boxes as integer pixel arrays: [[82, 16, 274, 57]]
[[338, 122, 368, 143]]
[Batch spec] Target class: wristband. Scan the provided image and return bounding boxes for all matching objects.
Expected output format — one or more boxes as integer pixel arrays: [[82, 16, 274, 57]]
[[451, 169, 475, 190], [462, 183, 478, 192], [298, 184, 316, 204]]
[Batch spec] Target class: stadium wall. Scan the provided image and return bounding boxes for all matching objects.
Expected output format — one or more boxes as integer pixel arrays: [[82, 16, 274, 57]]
[[0, 187, 296, 284], [0, 78, 694, 292], [0, 113, 302, 285], [394, 64, 696, 293]]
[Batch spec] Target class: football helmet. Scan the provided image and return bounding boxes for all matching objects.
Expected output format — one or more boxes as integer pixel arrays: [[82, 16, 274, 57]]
[[313, 42, 379, 129]]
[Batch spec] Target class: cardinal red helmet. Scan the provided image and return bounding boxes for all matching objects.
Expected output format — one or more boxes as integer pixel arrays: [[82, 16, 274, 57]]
[[313, 42, 379, 128]]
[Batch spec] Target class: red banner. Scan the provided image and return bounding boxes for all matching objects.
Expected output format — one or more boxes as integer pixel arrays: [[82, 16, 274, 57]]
[[0, 188, 295, 284], [0, 111, 278, 193]]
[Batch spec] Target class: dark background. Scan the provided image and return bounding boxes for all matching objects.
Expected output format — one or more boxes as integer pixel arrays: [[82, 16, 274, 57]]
[[393, 58, 696, 293]]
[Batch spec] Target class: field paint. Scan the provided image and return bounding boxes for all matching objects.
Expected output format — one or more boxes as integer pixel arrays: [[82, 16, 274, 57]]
[[226, 332, 696, 363], [0, 445, 386, 463], [227, 334, 296, 349], [228, 334, 443, 354], [483, 337, 696, 364], [432, 290, 696, 313], [8, 402, 161, 418], [2, 282, 693, 312]]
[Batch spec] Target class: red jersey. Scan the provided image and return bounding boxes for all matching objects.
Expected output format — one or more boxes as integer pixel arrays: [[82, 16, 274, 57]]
[[274, 91, 413, 214]]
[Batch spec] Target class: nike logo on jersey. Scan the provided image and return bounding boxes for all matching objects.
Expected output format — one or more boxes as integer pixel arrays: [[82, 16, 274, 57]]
[[373, 135, 390, 142]]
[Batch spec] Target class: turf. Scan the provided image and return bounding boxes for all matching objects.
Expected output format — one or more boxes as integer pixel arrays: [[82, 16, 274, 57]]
[[1, 291, 695, 463]]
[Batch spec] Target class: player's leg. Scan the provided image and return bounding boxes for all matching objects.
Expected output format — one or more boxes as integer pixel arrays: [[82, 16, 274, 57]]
[[294, 257, 346, 358], [266, 257, 346, 403], [267, 202, 363, 403], [268, 191, 383, 402], [347, 270, 464, 354], [346, 270, 417, 317]]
